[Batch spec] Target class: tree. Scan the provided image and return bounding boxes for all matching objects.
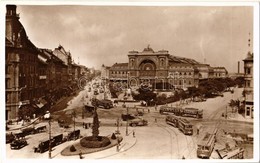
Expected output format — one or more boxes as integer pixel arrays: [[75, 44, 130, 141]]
[[229, 99, 240, 113], [92, 108, 100, 138], [132, 88, 157, 105]]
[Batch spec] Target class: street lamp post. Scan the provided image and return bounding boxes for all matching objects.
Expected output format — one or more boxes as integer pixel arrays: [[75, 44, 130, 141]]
[[154, 76, 158, 90], [116, 118, 120, 134], [127, 72, 130, 89], [48, 116, 52, 159], [126, 106, 129, 136], [71, 110, 76, 141]]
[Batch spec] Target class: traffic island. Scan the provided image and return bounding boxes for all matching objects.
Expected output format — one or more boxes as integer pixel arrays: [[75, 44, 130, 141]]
[[60, 135, 123, 156]]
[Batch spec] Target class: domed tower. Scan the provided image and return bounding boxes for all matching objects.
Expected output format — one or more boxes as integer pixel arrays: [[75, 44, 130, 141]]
[[6, 5, 21, 45], [243, 33, 254, 119]]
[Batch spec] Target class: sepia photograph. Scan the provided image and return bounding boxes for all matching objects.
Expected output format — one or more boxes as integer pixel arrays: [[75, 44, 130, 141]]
[[1, 0, 259, 162]]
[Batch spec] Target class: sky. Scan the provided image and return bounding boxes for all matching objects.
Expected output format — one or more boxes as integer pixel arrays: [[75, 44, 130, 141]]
[[16, 5, 254, 73]]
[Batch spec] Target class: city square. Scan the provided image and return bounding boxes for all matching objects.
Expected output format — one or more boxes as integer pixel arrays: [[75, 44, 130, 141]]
[[3, 2, 259, 162]]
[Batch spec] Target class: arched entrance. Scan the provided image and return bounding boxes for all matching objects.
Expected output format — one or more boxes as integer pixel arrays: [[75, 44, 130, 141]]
[[138, 60, 156, 89]]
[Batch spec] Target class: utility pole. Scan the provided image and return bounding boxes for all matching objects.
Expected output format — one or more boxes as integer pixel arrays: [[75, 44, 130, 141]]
[[71, 110, 76, 141]]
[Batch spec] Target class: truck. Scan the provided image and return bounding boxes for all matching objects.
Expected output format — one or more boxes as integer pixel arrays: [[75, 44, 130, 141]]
[[129, 118, 148, 127]]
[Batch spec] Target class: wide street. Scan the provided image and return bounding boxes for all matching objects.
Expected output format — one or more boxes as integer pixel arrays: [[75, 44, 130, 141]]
[[6, 78, 253, 159]]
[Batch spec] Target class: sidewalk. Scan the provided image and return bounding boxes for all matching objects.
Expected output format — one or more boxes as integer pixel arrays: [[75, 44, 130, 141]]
[[226, 113, 254, 124], [52, 132, 137, 159]]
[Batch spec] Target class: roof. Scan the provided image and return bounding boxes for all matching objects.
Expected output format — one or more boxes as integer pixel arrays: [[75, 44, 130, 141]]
[[169, 55, 201, 64], [243, 52, 253, 61], [110, 63, 128, 69], [39, 48, 64, 64]]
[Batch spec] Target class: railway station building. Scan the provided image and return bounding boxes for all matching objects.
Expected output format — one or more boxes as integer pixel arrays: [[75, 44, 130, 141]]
[[104, 45, 228, 90]]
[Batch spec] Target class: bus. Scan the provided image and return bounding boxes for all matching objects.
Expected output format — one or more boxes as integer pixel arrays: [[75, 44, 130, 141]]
[[197, 128, 217, 159], [166, 115, 179, 128], [178, 118, 193, 135]]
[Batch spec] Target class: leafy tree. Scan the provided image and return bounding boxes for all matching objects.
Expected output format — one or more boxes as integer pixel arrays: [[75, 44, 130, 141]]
[[132, 88, 157, 104], [229, 99, 240, 113], [234, 77, 245, 88]]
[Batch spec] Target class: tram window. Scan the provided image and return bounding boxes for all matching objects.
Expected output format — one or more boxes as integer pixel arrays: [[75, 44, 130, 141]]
[[205, 146, 209, 150]]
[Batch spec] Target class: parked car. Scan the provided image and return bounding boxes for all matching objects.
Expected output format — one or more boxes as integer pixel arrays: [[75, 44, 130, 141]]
[[58, 119, 69, 128], [21, 127, 36, 136], [10, 138, 28, 149], [34, 139, 51, 153], [66, 130, 80, 141], [6, 133, 15, 144], [92, 99, 113, 109], [135, 111, 144, 116], [121, 114, 136, 121], [35, 125, 47, 133], [51, 134, 63, 146], [129, 118, 148, 127]]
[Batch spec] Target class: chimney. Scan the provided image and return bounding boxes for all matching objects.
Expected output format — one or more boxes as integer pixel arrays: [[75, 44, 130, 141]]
[[238, 61, 240, 74]]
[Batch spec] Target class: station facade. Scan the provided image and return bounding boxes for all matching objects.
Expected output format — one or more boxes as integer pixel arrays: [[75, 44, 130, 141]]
[[102, 46, 228, 90]]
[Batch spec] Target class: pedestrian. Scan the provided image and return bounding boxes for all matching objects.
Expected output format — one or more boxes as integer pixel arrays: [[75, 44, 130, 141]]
[[148, 109, 150, 113], [197, 128, 199, 135], [155, 118, 157, 123], [83, 122, 85, 128], [133, 130, 135, 138], [155, 104, 157, 111], [79, 150, 83, 159]]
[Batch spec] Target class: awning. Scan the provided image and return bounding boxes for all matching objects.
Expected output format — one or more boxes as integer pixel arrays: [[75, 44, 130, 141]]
[[35, 98, 48, 109]]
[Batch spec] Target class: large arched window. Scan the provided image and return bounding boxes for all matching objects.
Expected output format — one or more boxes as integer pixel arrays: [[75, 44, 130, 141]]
[[139, 60, 156, 77]]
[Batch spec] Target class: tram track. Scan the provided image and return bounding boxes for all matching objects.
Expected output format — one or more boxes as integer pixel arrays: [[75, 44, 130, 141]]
[[156, 123, 180, 159]]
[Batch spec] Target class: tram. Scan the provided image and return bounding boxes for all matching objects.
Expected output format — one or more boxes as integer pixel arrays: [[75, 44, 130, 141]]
[[166, 115, 193, 135], [197, 128, 217, 159], [160, 106, 203, 119]]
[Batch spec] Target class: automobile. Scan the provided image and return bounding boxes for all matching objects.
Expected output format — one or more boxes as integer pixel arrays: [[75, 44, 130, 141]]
[[129, 118, 148, 127], [22, 127, 36, 136], [6, 133, 15, 144], [135, 111, 144, 116], [121, 114, 136, 121], [34, 139, 51, 153], [58, 119, 70, 128], [92, 99, 113, 109], [10, 138, 28, 149]]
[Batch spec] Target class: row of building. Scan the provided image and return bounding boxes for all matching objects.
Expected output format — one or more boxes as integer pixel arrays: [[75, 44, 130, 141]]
[[5, 5, 90, 120], [101, 45, 228, 90]]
